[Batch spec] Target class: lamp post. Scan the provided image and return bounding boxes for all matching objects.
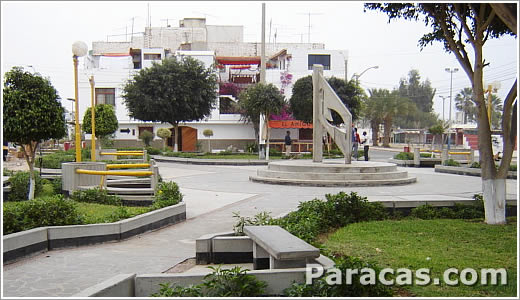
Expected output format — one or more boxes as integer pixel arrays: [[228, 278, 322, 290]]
[[72, 41, 88, 162], [89, 75, 96, 161], [352, 65, 379, 85], [445, 67, 459, 150], [439, 95, 448, 123]]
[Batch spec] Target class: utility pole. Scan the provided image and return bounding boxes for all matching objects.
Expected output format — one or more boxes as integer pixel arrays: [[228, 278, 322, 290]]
[[445, 67, 459, 150]]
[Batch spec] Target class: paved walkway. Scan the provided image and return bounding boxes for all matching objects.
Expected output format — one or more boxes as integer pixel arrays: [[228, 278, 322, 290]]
[[2, 159, 518, 297]]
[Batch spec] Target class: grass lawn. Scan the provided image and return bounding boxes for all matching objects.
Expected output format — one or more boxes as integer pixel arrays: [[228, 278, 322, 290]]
[[3, 201, 151, 226], [322, 217, 517, 297], [75, 202, 150, 224]]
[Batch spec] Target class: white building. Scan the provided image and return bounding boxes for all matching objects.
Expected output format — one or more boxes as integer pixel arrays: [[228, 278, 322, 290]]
[[77, 18, 348, 151]]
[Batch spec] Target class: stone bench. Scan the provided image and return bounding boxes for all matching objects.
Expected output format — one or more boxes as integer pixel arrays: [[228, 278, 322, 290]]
[[243, 225, 320, 270]]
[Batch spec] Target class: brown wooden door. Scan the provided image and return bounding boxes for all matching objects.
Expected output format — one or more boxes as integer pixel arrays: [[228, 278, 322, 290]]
[[180, 126, 197, 152]]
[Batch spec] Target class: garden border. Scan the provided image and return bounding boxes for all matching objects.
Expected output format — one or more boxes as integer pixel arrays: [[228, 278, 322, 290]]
[[3, 202, 186, 264], [435, 165, 517, 179]]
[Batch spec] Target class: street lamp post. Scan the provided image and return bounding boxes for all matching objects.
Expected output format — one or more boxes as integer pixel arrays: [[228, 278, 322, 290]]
[[353, 65, 379, 85], [439, 95, 448, 123], [89, 75, 96, 161], [445, 67, 459, 150], [72, 41, 88, 162]]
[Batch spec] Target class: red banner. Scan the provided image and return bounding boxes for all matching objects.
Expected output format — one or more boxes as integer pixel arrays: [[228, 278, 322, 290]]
[[268, 120, 313, 129]]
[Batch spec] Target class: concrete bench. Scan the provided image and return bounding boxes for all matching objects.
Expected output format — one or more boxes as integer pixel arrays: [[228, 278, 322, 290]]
[[243, 225, 320, 270]]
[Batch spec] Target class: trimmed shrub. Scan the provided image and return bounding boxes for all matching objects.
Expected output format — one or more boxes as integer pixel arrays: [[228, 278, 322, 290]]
[[151, 181, 183, 210], [152, 266, 267, 297], [470, 161, 481, 168], [139, 130, 155, 147], [71, 187, 122, 206], [283, 255, 393, 297], [410, 195, 484, 220], [394, 152, 414, 160], [3, 195, 84, 234], [35, 151, 74, 169], [510, 164, 517, 172], [443, 158, 460, 166], [7, 171, 44, 201], [145, 146, 162, 155]]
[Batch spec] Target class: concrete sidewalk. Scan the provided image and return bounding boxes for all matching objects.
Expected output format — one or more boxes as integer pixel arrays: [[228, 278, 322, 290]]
[[2, 161, 518, 297]]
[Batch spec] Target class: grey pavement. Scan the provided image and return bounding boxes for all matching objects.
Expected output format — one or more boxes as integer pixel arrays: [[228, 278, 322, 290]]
[[2, 158, 518, 297]]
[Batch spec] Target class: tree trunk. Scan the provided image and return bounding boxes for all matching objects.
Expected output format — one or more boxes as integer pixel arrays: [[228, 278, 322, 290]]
[[22, 141, 38, 200], [383, 118, 391, 147], [265, 125, 270, 160], [482, 178, 507, 224], [370, 120, 379, 147]]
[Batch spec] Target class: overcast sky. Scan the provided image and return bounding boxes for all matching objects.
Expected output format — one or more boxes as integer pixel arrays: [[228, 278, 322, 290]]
[[2, 1, 518, 121]]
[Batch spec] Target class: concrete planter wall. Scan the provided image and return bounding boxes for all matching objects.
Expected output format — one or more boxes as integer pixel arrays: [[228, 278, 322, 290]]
[[435, 165, 517, 179], [74, 259, 336, 297], [3, 202, 186, 264]]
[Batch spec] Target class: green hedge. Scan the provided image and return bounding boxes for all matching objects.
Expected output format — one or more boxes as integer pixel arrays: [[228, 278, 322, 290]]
[[3, 195, 84, 234], [151, 181, 183, 210], [7, 171, 44, 201], [410, 195, 484, 219], [394, 152, 414, 160], [70, 187, 122, 206]]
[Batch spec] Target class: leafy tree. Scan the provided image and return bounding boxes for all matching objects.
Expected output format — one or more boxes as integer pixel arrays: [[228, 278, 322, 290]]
[[202, 129, 214, 153], [489, 94, 504, 130], [3, 67, 66, 200], [398, 69, 436, 112], [289, 75, 365, 124], [454, 87, 477, 124], [82, 104, 118, 150], [139, 130, 154, 147], [365, 3, 517, 224], [238, 83, 284, 155], [157, 128, 172, 149], [428, 121, 447, 154], [396, 69, 438, 128], [363, 90, 386, 147], [122, 57, 217, 152]]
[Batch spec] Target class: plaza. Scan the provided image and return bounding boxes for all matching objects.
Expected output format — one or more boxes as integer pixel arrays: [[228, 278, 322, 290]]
[[2, 148, 517, 297]]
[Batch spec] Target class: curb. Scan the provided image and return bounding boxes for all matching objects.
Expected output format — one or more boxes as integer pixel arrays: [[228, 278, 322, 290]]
[[3, 202, 186, 264], [152, 155, 268, 166], [435, 165, 517, 179]]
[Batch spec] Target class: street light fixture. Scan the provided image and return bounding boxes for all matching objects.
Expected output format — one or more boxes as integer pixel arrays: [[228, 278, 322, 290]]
[[72, 41, 88, 162], [445, 67, 459, 150], [352, 65, 379, 85]]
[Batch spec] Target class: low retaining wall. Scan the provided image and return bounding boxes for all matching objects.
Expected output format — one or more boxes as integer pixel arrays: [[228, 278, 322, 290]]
[[435, 165, 517, 179], [3, 203, 186, 264], [152, 155, 268, 166], [74, 256, 335, 297]]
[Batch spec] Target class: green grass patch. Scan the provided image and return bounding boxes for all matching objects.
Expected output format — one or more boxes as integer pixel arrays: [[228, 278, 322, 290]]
[[323, 218, 517, 297], [75, 202, 150, 224]]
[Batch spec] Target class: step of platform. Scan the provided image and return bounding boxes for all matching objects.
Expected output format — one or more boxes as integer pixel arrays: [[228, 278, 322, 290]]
[[250, 160, 416, 187]]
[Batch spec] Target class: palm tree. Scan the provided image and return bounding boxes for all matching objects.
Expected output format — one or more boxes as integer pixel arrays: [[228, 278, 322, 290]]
[[454, 87, 477, 124], [489, 94, 503, 130], [381, 91, 415, 147]]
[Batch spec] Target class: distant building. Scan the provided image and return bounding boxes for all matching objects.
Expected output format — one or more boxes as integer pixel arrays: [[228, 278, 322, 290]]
[[77, 18, 348, 151]]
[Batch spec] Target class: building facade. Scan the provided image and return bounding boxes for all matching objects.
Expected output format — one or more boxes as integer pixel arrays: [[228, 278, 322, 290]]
[[77, 18, 348, 151]]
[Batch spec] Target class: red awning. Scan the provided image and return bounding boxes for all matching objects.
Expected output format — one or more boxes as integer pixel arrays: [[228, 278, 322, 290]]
[[216, 56, 261, 65], [269, 120, 313, 129]]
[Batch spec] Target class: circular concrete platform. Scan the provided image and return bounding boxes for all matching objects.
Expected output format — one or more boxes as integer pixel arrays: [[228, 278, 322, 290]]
[[250, 160, 417, 187]]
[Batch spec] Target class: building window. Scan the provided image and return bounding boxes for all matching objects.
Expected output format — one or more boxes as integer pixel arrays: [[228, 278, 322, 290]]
[[138, 126, 154, 137], [308, 54, 330, 70], [95, 88, 115, 106], [144, 54, 161, 60]]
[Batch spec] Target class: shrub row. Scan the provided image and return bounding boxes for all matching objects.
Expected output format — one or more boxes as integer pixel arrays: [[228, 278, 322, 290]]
[[410, 194, 484, 219], [7, 171, 44, 201], [3, 195, 84, 235], [151, 181, 183, 210], [152, 266, 267, 297], [70, 187, 122, 206]]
